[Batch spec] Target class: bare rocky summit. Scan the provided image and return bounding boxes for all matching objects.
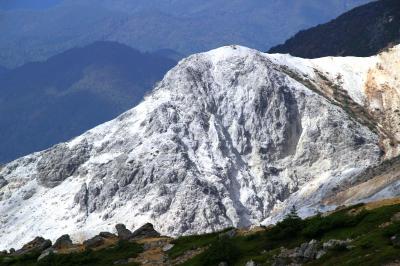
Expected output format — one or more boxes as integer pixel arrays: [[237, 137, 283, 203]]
[[0, 45, 399, 250]]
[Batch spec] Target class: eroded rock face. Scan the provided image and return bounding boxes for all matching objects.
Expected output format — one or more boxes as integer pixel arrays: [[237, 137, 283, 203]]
[[364, 48, 400, 157], [36, 142, 91, 188], [0, 45, 395, 250], [0, 177, 7, 189]]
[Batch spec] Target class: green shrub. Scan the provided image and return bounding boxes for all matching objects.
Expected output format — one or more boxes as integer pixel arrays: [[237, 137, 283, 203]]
[[199, 237, 240, 266], [267, 206, 305, 241], [382, 222, 400, 237], [359, 239, 374, 250], [302, 210, 369, 238], [37, 241, 142, 266], [168, 231, 220, 259]]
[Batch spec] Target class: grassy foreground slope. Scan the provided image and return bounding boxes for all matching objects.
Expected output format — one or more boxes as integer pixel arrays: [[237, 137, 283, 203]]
[[1, 199, 400, 265]]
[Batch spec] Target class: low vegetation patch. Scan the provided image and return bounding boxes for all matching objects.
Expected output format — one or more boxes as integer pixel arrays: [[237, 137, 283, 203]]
[[177, 203, 400, 265], [0, 240, 143, 266], [1, 202, 400, 265]]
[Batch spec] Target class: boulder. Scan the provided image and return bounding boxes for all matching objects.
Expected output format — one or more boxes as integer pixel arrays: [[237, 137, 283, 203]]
[[289, 239, 319, 262], [246, 260, 257, 266], [116, 224, 133, 240], [392, 212, 400, 222], [322, 239, 351, 251], [52, 234, 73, 250], [14, 237, 52, 255], [391, 235, 400, 247], [162, 243, 174, 252], [113, 258, 129, 265], [275, 240, 323, 264], [83, 235, 105, 249], [37, 248, 56, 261], [316, 250, 326, 259], [99, 232, 117, 239], [131, 223, 160, 239], [302, 239, 319, 259]]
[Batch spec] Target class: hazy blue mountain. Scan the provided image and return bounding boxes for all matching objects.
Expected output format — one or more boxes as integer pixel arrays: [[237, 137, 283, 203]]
[[269, 0, 400, 58], [0, 0, 372, 67], [153, 49, 185, 62], [0, 41, 176, 163], [0, 0, 63, 10], [0, 66, 8, 77]]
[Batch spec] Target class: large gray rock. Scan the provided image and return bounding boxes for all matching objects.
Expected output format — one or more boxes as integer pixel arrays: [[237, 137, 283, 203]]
[[116, 224, 133, 240], [391, 212, 400, 222], [276, 238, 353, 264], [52, 235, 73, 250], [99, 232, 117, 239], [14, 237, 52, 256], [83, 235, 105, 249], [245, 260, 257, 266], [391, 235, 400, 247], [292, 239, 319, 261], [37, 248, 56, 261], [162, 243, 174, 252], [322, 239, 352, 250], [131, 223, 161, 239]]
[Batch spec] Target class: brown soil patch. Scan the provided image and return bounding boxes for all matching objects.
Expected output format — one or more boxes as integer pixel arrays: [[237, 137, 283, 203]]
[[364, 197, 400, 210], [237, 226, 266, 236]]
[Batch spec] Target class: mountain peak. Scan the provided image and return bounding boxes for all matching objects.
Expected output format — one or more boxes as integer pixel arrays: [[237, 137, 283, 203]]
[[204, 45, 259, 62], [2, 46, 395, 250]]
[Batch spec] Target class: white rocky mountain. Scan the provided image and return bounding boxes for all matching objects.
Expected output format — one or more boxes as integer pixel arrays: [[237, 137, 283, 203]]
[[1, 45, 399, 250]]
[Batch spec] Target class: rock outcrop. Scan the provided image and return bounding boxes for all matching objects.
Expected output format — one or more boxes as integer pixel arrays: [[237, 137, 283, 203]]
[[83, 236, 105, 249], [52, 235, 74, 250], [13, 237, 51, 256], [131, 223, 161, 239], [273, 239, 353, 264], [116, 224, 133, 240]]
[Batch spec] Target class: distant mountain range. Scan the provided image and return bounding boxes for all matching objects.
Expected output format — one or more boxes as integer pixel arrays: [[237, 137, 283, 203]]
[[0, 66, 8, 76], [0, 0, 63, 10], [269, 0, 400, 57], [0, 41, 176, 163], [0, 0, 372, 68]]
